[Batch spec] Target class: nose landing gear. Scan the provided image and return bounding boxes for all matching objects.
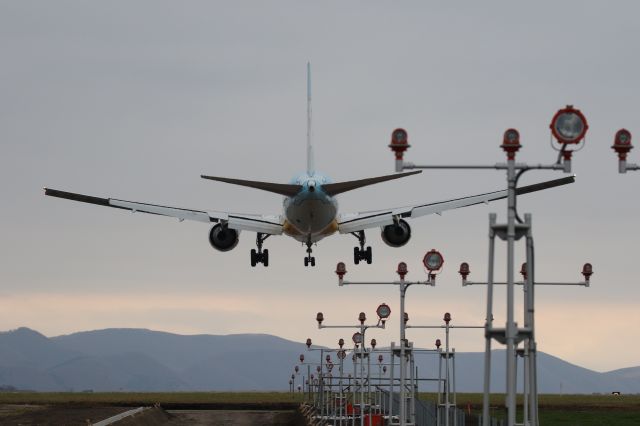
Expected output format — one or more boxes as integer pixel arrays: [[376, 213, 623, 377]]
[[352, 231, 372, 264]]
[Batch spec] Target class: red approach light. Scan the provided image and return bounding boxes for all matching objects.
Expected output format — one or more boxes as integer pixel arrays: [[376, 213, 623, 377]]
[[501, 128, 521, 160], [403, 312, 409, 324], [550, 105, 589, 145], [299, 354, 305, 363], [371, 338, 377, 349], [435, 339, 441, 348], [306, 338, 312, 348], [338, 338, 345, 348], [294, 366, 299, 373], [444, 312, 451, 324], [397, 262, 408, 279], [316, 312, 324, 324], [520, 262, 528, 280], [582, 263, 593, 280], [325, 354, 331, 362], [336, 262, 347, 279], [316, 365, 322, 373], [378, 354, 384, 363], [389, 128, 410, 160], [458, 262, 470, 280], [612, 129, 633, 160], [383, 366, 387, 374], [358, 312, 366, 324]]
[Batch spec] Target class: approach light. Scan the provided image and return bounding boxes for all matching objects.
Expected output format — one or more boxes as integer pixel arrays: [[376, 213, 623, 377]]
[[358, 312, 366, 324], [316, 365, 321, 373], [336, 262, 347, 279], [316, 312, 324, 325], [294, 366, 299, 373], [289, 379, 293, 385], [550, 105, 588, 145], [306, 338, 312, 348], [520, 262, 528, 280], [291, 374, 295, 380], [423, 249, 444, 272], [371, 338, 377, 349], [389, 128, 410, 160], [582, 263, 593, 281], [352, 332, 363, 344], [299, 354, 304, 363], [444, 312, 451, 324], [458, 262, 470, 280], [376, 303, 391, 320], [338, 350, 346, 360], [397, 262, 408, 279], [501, 128, 521, 160], [338, 338, 345, 348], [327, 363, 334, 372], [383, 365, 387, 374], [378, 354, 383, 363], [435, 339, 441, 349], [403, 312, 409, 324], [612, 129, 633, 159]]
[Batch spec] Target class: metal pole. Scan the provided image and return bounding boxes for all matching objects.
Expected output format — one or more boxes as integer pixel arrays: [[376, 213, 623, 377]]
[[453, 348, 457, 426], [400, 279, 407, 426], [445, 321, 450, 426], [506, 158, 517, 426], [483, 214, 497, 426], [390, 342, 395, 424]]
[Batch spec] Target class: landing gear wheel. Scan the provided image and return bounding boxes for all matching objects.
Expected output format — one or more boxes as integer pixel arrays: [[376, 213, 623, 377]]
[[310, 257, 315, 267], [304, 257, 309, 267], [251, 233, 270, 267], [250, 249, 257, 267], [365, 246, 372, 264], [263, 249, 269, 267], [354, 247, 360, 265]]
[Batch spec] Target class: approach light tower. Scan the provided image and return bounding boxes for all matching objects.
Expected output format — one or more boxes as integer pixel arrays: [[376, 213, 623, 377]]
[[389, 106, 591, 426]]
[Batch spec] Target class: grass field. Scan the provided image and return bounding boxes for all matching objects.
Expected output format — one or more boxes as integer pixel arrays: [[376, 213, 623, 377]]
[[0, 392, 638, 425]]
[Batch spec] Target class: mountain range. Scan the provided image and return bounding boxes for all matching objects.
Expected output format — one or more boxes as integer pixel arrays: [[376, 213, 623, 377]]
[[0, 327, 638, 394]]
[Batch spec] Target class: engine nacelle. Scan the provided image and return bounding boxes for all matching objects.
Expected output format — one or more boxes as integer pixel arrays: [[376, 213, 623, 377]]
[[208, 224, 239, 252], [381, 219, 411, 248]]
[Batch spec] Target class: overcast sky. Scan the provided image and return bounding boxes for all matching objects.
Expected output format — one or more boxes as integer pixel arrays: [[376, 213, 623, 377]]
[[1, 1, 639, 372]]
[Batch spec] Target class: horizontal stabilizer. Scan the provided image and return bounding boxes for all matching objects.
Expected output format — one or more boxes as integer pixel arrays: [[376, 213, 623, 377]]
[[515, 175, 575, 195], [201, 175, 302, 197], [322, 171, 422, 196]]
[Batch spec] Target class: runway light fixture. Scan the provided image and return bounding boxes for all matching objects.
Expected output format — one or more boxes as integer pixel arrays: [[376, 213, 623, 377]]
[[383, 365, 387, 374], [582, 263, 593, 281], [520, 262, 528, 280], [378, 354, 383, 363], [501, 128, 521, 160], [612, 129, 633, 159], [352, 332, 363, 344], [550, 105, 589, 145], [358, 312, 366, 324], [316, 312, 324, 325], [397, 261, 408, 279], [336, 261, 347, 279], [389, 128, 410, 160], [338, 338, 345, 348], [423, 249, 444, 272], [435, 339, 441, 349], [371, 338, 377, 349], [306, 338, 312, 348], [299, 354, 304, 363], [338, 350, 346, 360], [294, 365, 299, 373], [316, 365, 321, 373], [326, 354, 331, 363], [459, 262, 470, 280], [403, 312, 409, 324], [376, 303, 391, 320], [444, 312, 452, 324]]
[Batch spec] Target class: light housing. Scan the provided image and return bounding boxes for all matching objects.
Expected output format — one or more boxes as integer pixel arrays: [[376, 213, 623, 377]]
[[352, 332, 363, 344], [389, 128, 410, 160], [501, 128, 521, 160], [294, 365, 299, 373], [444, 312, 451, 324], [316, 312, 324, 325], [378, 354, 383, 363], [335, 262, 347, 279], [306, 338, 312, 348], [550, 105, 589, 145], [358, 312, 366, 324], [299, 354, 304, 363], [397, 261, 408, 279], [371, 338, 377, 349], [582, 263, 593, 280], [423, 249, 444, 272], [458, 262, 470, 280], [376, 303, 391, 319], [435, 339, 441, 349], [612, 129, 633, 160], [338, 350, 346, 360], [338, 338, 344, 348], [403, 312, 409, 324], [520, 262, 528, 280]]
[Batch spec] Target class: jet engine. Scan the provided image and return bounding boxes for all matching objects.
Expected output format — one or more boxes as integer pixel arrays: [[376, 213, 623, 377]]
[[208, 224, 239, 252], [381, 219, 411, 248]]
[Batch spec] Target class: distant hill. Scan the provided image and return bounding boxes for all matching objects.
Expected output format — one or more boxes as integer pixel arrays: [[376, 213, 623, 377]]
[[0, 327, 638, 393]]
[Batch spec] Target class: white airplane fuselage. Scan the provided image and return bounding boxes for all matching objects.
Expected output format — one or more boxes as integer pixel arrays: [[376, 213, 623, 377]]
[[283, 173, 338, 243]]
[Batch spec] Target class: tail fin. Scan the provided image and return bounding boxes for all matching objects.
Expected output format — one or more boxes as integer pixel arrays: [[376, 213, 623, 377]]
[[306, 62, 314, 176]]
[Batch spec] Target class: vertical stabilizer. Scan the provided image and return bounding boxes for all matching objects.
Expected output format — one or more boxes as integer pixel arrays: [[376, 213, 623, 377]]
[[306, 62, 315, 176]]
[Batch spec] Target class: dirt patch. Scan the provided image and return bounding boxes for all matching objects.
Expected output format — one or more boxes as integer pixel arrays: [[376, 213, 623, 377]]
[[0, 404, 130, 425], [166, 409, 305, 426]]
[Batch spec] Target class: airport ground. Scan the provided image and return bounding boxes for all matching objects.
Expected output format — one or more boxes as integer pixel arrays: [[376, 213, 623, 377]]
[[0, 392, 638, 425]]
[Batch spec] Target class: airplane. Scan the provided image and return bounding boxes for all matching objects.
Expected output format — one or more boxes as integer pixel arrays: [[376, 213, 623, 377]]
[[44, 64, 575, 267]]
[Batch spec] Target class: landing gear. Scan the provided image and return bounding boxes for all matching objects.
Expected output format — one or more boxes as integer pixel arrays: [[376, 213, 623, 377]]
[[352, 231, 372, 265], [251, 233, 270, 267], [304, 238, 316, 267]]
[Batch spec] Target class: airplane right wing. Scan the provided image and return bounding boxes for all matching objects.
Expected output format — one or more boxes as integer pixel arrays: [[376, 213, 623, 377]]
[[337, 175, 575, 234], [43, 188, 283, 235]]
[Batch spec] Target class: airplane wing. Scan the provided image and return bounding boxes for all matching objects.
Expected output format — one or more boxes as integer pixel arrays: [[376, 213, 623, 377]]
[[337, 176, 575, 234], [44, 188, 283, 235]]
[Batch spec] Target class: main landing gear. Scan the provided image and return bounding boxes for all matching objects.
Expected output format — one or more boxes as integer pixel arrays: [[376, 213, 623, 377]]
[[304, 239, 316, 267], [251, 233, 269, 267], [352, 230, 372, 264]]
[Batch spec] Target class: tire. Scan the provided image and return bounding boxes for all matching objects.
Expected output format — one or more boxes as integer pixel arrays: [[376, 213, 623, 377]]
[[366, 246, 372, 264], [353, 247, 360, 265], [263, 249, 269, 267], [310, 257, 315, 267], [250, 249, 257, 267], [304, 257, 309, 267]]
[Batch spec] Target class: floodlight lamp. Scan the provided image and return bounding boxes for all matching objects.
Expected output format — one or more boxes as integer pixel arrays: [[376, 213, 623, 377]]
[[423, 249, 444, 272], [306, 338, 312, 348], [582, 263, 593, 280], [352, 332, 363, 344], [336, 262, 347, 279], [397, 261, 409, 279], [389, 128, 410, 160], [520, 262, 528, 280], [550, 105, 588, 145], [371, 338, 377, 348], [376, 303, 391, 319], [358, 312, 366, 324], [338, 338, 345, 348], [458, 262, 470, 280], [444, 312, 451, 324], [299, 354, 305, 363], [316, 312, 324, 325], [435, 339, 441, 348], [612, 129, 633, 159]]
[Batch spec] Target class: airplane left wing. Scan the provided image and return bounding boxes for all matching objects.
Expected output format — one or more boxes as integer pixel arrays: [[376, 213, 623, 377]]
[[337, 176, 575, 234], [44, 188, 283, 235]]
